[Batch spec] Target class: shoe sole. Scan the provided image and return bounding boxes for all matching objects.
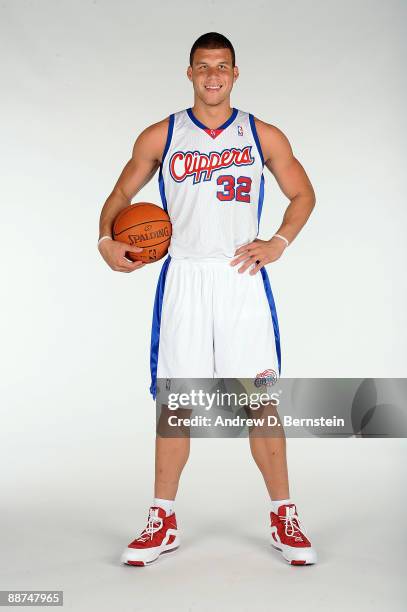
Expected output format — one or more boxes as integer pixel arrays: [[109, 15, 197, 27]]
[[271, 544, 316, 566], [123, 545, 179, 567]]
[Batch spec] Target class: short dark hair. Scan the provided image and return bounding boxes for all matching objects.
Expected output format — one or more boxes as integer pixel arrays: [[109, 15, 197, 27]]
[[189, 32, 235, 67]]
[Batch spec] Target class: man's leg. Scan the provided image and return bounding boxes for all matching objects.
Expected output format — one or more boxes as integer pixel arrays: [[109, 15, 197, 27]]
[[246, 403, 317, 565], [120, 410, 190, 567], [245, 401, 289, 499], [248, 432, 289, 501], [155, 404, 192, 499], [155, 434, 190, 500], [122, 259, 213, 566], [212, 263, 317, 564]]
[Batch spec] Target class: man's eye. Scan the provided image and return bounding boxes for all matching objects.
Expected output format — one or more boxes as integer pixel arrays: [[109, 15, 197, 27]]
[[219, 65, 225, 69]]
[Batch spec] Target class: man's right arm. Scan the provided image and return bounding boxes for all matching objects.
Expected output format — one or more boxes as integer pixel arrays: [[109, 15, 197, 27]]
[[98, 118, 168, 272]]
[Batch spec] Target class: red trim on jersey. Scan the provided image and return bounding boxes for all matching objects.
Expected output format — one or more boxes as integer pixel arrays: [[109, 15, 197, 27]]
[[204, 128, 224, 139]]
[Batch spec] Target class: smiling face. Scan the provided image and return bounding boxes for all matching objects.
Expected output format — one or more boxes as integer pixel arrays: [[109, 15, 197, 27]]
[[187, 47, 239, 107]]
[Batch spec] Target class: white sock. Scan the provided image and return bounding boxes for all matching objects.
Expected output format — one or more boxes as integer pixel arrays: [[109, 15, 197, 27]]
[[153, 497, 175, 517], [271, 498, 292, 514]]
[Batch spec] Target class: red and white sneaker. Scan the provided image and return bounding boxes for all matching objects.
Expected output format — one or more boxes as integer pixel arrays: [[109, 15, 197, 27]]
[[270, 503, 317, 565], [121, 506, 180, 566]]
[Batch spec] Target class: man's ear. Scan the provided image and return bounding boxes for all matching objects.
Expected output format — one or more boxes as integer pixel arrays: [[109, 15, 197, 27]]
[[233, 66, 239, 82], [187, 66, 193, 81]]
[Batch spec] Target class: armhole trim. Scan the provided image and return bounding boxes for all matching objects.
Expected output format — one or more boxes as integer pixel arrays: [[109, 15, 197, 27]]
[[161, 114, 175, 165], [249, 114, 265, 167]]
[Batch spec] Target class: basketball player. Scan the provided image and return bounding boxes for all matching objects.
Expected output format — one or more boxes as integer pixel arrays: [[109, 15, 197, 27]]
[[98, 33, 317, 566]]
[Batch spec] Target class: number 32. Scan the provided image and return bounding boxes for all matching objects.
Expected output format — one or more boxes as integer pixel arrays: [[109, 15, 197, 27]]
[[216, 175, 252, 203]]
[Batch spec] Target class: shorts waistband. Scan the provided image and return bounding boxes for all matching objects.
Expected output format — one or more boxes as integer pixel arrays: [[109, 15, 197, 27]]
[[169, 257, 233, 265]]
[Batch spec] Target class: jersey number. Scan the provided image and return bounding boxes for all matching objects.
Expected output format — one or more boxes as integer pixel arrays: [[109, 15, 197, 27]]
[[216, 175, 252, 203]]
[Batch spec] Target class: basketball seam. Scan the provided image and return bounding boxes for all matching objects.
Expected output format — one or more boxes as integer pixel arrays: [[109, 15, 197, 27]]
[[113, 203, 165, 226], [114, 220, 172, 237]]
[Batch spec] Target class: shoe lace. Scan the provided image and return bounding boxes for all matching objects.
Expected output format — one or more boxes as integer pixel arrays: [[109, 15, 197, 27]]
[[281, 510, 306, 542], [136, 513, 163, 542]]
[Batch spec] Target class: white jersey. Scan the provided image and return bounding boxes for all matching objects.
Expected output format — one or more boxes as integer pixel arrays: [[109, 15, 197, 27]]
[[149, 108, 282, 399], [158, 108, 265, 259]]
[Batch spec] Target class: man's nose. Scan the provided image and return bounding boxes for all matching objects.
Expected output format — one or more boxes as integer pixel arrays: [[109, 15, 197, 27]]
[[206, 66, 218, 78]]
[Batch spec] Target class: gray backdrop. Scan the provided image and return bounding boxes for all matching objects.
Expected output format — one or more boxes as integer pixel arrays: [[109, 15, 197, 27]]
[[1, 1, 406, 611]]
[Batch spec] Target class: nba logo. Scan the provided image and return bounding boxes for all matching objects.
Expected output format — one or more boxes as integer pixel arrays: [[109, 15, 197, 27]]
[[237, 125, 243, 136]]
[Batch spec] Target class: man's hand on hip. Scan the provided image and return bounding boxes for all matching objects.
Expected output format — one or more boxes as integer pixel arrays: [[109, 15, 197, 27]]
[[230, 237, 286, 275]]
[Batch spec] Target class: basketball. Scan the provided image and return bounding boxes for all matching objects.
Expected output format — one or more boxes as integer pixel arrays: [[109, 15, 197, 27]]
[[113, 202, 172, 263]]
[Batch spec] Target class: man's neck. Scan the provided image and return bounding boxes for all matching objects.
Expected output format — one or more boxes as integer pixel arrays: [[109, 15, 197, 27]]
[[190, 100, 234, 129]]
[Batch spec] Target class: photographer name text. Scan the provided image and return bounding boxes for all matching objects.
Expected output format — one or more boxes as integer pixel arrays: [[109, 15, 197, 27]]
[[167, 415, 345, 428]]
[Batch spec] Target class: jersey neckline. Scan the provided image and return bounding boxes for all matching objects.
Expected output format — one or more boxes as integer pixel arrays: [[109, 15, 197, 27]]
[[186, 107, 238, 136]]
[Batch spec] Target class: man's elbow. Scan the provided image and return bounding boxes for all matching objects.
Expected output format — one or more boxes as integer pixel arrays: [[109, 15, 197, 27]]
[[307, 188, 316, 210]]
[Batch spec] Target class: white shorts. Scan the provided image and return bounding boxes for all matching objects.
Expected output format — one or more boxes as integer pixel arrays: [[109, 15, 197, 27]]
[[149, 256, 281, 398]]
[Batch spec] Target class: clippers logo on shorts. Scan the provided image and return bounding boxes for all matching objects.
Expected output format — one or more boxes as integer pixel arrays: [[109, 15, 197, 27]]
[[254, 369, 278, 387], [169, 146, 255, 184]]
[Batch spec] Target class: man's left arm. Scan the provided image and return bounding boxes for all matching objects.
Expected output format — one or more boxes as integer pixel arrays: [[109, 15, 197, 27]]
[[231, 119, 316, 274]]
